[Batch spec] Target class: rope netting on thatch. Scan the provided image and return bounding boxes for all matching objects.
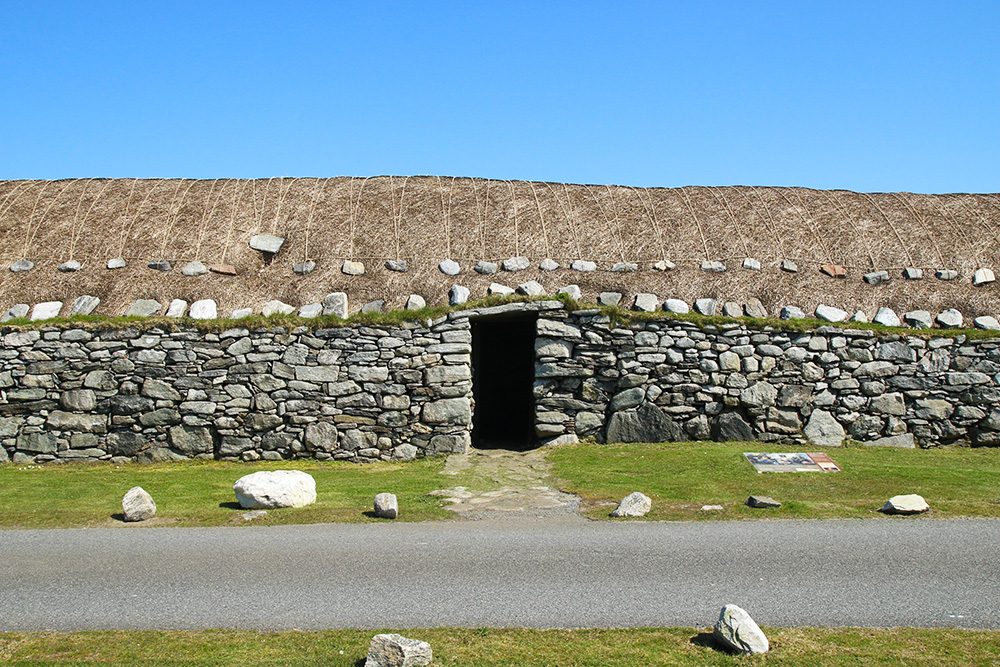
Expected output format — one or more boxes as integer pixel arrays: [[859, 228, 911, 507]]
[[0, 177, 998, 318]]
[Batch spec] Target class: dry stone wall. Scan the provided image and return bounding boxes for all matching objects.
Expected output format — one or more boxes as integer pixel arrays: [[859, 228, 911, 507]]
[[2, 301, 999, 465], [534, 309, 1000, 449], [0, 319, 474, 465]]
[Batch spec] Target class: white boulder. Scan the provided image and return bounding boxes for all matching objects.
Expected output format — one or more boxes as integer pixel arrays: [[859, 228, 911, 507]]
[[30, 301, 63, 321], [165, 299, 189, 318], [663, 299, 689, 314], [610, 491, 651, 517], [872, 307, 901, 327], [262, 300, 295, 317], [122, 486, 156, 522], [364, 634, 432, 667], [713, 604, 769, 654], [815, 304, 848, 323], [189, 299, 217, 320], [249, 234, 285, 254], [374, 492, 398, 519], [880, 493, 929, 515], [233, 470, 317, 509]]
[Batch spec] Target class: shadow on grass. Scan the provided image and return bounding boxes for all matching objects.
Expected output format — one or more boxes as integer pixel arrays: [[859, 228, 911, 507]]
[[110, 512, 126, 522], [361, 510, 394, 519], [218, 501, 243, 510], [690, 631, 731, 654]]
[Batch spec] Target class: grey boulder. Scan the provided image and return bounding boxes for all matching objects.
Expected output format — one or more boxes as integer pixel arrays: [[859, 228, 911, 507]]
[[122, 486, 156, 522], [249, 234, 284, 254], [364, 634, 432, 667], [611, 491, 651, 517], [713, 604, 769, 655], [880, 493, 929, 515], [373, 492, 398, 519]]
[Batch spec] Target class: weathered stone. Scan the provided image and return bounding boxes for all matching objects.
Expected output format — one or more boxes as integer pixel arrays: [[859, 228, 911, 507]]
[[181, 261, 208, 276], [606, 404, 682, 443], [863, 270, 890, 285], [405, 294, 426, 310], [126, 299, 162, 317], [701, 260, 726, 273], [663, 299, 689, 314], [903, 267, 922, 280], [517, 280, 546, 296], [10, 259, 33, 272], [876, 341, 915, 362], [598, 292, 622, 307], [249, 234, 285, 254], [743, 299, 767, 318], [652, 260, 675, 271], [502, 256, 530, 272], [364, 634, 432, 667], [780, 305, 806, 320], [342, 260, 365, 276], [915, 399, 953, 420], [322, 292, 348, 318], [164, 299, 188, 317], [298, 303, 322, 318], [210, 264, 238, 275], [422, 398, 471, 425], [557, 284, 581, 300], [473, 260, 497, 274], [694, 299, 717, 316], [361, 300, 384, 314], [487, 283, 514, 296], [168, 425, 213, 454], [570, 259, 596, 272], [189, 299, 217, 320], [781, 259, 798, 273], [711, 412, 753, 442], [391, 443, 418, 461], [740, 382, 777, 408], [69, 295, 100, 316], [373, 492, 398, 519], [821, 264, 847, 278], [16, 432, 57, 454], [147, 260, 172, 271], [936, 269, 959, 281], [815, 304, 848, 322], [262, 300, 295, 316], [866, 433, 915, 448], [385, 259, 409, 272], [2, 304, 30, 322], [304, 422, 338, 451], [46, 411, 106, 433], [30, 301, 63, 321], [106, 258, 127, 269], [610, 387, 646, 412], [742, 258, 761, 271], [449, 285, 470, 306], [60, 389, 97, 411], [873, 307, 901, 327], [746, 495, 781, 508], [293, 261, 316, 275], [438, 259, 460, 275], [233, 470, 317, 509], [880, 493, 929, 515], [539, 258, 559, 271], [722, 302, 742, 318], [714, 604, 769, 655], [870, 392, 905, 415], [122, 487, 156, 522], [973, 268, 995, 286], [611, 491, 651, 517], [230, 308, 253, 318], [803, 410, 845, 447], [611, 261, 638, 273], [633, 293, 659, 312], [935, 309, 963, 328], [974, 315, 1000, 331]]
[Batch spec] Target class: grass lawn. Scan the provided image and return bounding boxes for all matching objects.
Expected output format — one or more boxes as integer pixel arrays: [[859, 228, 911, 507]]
[[0, 458, 461, 529], [548, 441, 1000, 521], [1, 627, 999, 666]]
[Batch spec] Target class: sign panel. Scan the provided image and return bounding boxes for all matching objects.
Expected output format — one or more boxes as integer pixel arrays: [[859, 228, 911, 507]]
[[743, 452, 842, 473]]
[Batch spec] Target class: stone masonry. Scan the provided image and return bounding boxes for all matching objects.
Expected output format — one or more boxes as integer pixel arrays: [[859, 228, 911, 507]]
[[1, 302, 998, 464]]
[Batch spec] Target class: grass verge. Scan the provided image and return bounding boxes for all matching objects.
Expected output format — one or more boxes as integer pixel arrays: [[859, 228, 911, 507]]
[[548, 441, 1000, 520], [1, 627, 998, 666], [0, 458, 462, 529]]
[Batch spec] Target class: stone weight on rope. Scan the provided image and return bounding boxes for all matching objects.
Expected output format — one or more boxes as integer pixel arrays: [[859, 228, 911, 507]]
[[780, 259, 798, 273], [780, 305, 806, 320], [663, 299, 689, 314], [873, 307, 901, 327], [439, 259, 460, 275], [539, 258, 559, 271], [58, 260, 82, 272], [488, 283, 514, 296], [516, 281, 545, 296], [598, 292, 622, 307], [342, 260, 365, 276], [106, 258, 126, 269], [903, 267, 923, 279], [570, 259, 596, 272], [652, 259, 675, 271], [10, 259, 33, 272], [322, 293, 348, 318], [449, 285, 470, 306], [148, 260, 172, 271], [936, 309, 963, 328], [181, 261, 207, 276], [189, 299, 217, 320], [293, 261, 316, 275], [261, 300, 295, 317], [30, 301, 63, 321], [744, 299, 767, 318], [405, 294, 426, 310], [742, 258, 761, 270], [821, 264, 846, 278], [1, 304, 29, 321], [973, 268, 996, 286], [694, 298, 717, 316], [248, 234, 285, 254], [851, 310, 869, 322], [935, 269, 958, 280], [230, 308, 253, 319], [815, 304, 848, 323], [974, 315, 1000, 331], [502, 256, 530, 272], [385, 259, 408, 272], [700, 260, 726, 273], [361, 300, 384, 314], [722, 302, 743, 318], [863, 270, 890, 285], [557, 285, 581, 300], [633, 293, 659, 312], [611, 261, 638, 273], [903, 310, 933, 329], [474, 260, 497, 274], [209, 264, 237, 275], [298, 303, 322, 318]]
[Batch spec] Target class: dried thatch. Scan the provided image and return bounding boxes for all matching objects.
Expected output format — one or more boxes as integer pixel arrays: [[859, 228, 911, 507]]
[[0, 177, 998, 318]]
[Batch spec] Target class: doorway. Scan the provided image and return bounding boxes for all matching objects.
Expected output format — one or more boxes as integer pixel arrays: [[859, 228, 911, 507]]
[[471, 314, 537, 450]]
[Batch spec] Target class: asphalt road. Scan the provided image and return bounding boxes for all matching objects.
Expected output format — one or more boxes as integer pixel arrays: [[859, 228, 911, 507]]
[[1, 517, 997, 631]]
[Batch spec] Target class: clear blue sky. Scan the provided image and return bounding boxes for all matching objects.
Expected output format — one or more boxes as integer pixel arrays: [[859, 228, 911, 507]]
[[2, 1, 997, 192]]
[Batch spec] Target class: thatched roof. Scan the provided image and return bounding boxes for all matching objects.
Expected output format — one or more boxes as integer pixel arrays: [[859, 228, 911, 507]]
[[1, 177, 998, 319]]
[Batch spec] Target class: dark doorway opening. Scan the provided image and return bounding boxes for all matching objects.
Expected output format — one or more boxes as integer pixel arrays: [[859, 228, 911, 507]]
[[471, 314, 537, 450]]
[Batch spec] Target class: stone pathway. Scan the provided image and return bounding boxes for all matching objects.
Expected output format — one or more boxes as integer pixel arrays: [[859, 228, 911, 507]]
[[430, 447, 581, 520]]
